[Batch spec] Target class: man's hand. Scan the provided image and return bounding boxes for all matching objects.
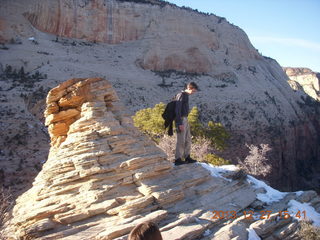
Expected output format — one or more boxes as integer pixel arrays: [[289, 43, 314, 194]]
[[179, 125, 184, 132]]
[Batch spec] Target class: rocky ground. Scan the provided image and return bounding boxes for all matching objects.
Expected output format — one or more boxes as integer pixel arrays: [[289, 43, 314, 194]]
[[1, 78, 319, 240], [0, 0, 319, 203]]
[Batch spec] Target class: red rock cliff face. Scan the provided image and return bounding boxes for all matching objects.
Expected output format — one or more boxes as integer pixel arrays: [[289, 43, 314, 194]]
[[273, 119, 320, 191], [284, 67, 320, 101], [23, 0, 258, 74], [24, 0, 148, 44]]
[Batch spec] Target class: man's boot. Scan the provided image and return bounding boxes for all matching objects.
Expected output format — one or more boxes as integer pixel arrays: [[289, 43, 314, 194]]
[[174, 158, 186, 166], [185, 155, 197, 163]]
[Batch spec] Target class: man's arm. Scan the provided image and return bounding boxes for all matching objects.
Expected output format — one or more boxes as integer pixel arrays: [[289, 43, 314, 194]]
[[175, 93, 184, 130]]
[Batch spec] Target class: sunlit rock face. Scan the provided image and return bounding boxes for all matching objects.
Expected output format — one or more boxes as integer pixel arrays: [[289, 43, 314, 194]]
[[23, 0, 259, 74], [284, 67, 320, 101], [6, 78, 320, 240], [24, 0, 147, 44], [6, 78, 258, 239]]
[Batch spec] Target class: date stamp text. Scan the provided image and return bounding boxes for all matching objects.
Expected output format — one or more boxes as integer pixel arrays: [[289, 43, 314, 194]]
[[210, 210, 307, 220]]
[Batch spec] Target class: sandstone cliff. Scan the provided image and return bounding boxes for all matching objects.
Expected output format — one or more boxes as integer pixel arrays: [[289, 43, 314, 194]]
[[0, 0, 319, 198], [22, 0, 260, 74], [3, 78, 320, 240], [284, 67, 320, 101]]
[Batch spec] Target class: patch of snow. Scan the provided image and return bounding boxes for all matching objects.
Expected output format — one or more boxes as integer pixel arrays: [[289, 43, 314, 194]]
[[288, 199, 320, 227], [200, 163, 287, 204], [295, 191, 304, 197], [228, 202, 239, 207], [203, 229, 211, 237], [247, 175, 287, 204], [247, 226, 261, 240], [251, 212, 262, 221], [206, 211, 214, 219], [199, 163, 238, 181], [28, 37, 35, 41], [218, 164, 239, 171]]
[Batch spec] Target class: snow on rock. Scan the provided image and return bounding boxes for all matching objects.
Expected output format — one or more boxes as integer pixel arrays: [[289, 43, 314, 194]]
[[247, 175, 287, 204], [288, 199, 320, 227]]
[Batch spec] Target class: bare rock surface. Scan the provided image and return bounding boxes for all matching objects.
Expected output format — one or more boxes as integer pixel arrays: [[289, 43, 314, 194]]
[[4, 78, 257, 239], [13, 0, 260, 75], [284, 67, 320, 101], [2, 78, 320, 240], [0, 0, 319, 204]]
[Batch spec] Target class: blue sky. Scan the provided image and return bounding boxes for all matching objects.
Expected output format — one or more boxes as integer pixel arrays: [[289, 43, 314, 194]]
[[166, 0, 320, 72]]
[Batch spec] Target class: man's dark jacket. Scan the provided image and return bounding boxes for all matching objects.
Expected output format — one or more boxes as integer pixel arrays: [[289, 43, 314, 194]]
[[163, 91, 188, 136]]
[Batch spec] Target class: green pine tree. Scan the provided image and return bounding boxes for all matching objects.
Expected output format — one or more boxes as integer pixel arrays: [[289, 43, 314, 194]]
[[188, 106, 205, 137], [132, 103, 230, 150], [132, 102, 166, 140], [206, 121, 230, 151]]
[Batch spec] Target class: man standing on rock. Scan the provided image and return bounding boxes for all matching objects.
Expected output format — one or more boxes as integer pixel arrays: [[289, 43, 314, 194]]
[[174, 82, 199, 166]]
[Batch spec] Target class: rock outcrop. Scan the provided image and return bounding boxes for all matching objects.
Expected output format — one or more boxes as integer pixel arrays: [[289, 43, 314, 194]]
[[20, 0, 320, 192], [284, 67, 320, 101], [0, 0, 319, 201], [22, 0, 259, 74], [4, 78, 320, 240]]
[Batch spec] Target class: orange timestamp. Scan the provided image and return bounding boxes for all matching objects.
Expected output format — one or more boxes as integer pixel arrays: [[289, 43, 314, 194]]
[[210, 210, 307, 220]]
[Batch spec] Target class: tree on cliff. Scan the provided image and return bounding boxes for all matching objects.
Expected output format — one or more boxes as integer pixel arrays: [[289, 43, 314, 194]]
[[132, 103, 165, 140], [239, 144, 272, 177], [132, 103, 230, 165]]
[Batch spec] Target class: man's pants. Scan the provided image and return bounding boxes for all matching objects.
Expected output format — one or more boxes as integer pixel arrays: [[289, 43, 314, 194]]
[[175, 117, 191, 159]]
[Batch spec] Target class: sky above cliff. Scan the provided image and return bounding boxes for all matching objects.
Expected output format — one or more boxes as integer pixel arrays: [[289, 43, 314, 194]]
[[167, 0, 320, 72]]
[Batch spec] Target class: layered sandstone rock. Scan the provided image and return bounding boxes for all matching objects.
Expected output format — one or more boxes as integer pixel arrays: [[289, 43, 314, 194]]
[[22, 0, 259, 74], [4, 78, 320, 240], [0, 0, 319, 211], [4, 78, 252, 239], [284, 67, 320, 101], [23, 0, 148, 44]]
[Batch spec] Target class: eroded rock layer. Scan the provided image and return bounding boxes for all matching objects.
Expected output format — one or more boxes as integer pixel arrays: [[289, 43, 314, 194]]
[[284, 67, 320, 101], [6, 78, 320, 240], [3, 78, 247, 239], [22, 0, 258, 74]]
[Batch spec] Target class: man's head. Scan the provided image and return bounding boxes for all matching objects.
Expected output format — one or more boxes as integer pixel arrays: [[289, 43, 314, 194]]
[[185, 82, 199, 95], [128, 221, 163, 240]]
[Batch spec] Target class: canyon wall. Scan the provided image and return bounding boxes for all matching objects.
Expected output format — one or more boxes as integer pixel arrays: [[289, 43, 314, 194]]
[[23, 0, 259, 74], [284, 67, 320, 101]]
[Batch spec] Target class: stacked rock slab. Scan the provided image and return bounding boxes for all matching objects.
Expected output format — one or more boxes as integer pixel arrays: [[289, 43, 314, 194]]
[[6, 78, 250, 239], [8, 78, 318, 240]]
